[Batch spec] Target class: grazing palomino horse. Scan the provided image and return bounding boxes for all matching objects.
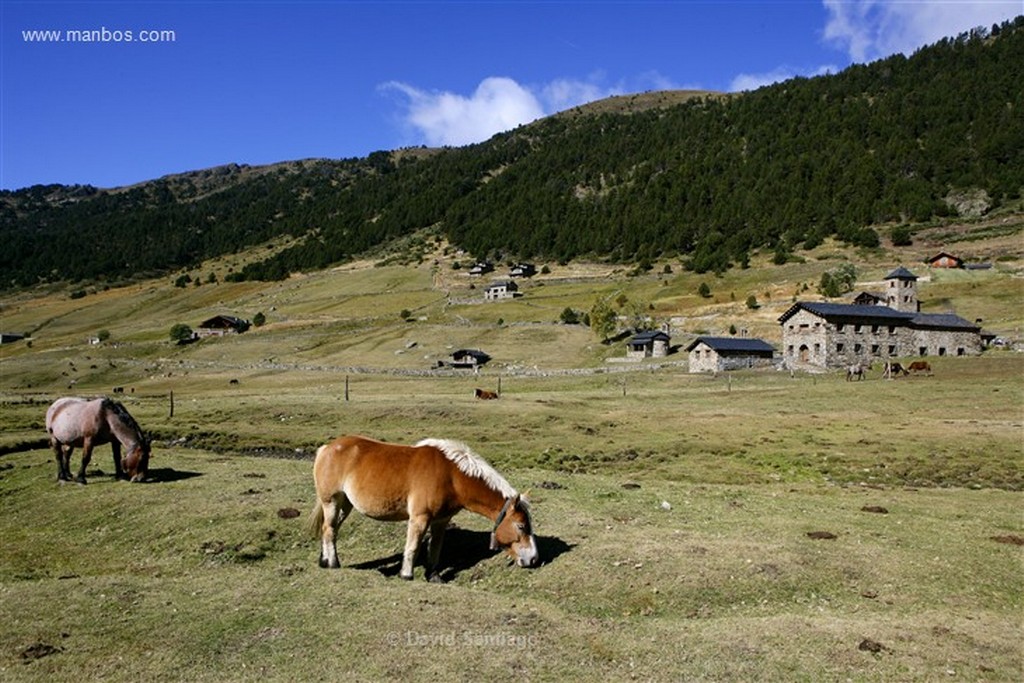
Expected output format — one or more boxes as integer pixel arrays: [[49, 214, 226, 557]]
[[846, 361, 872, 381], [45, 397, 150, 484], [310, 435, 539, 581]]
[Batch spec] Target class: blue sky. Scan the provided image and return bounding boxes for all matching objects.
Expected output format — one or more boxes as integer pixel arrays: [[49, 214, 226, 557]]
[[2, 1, 1020, 190]]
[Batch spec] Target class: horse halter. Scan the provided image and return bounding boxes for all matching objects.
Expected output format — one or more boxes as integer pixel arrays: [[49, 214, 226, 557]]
[[489, 497, 515, 551]]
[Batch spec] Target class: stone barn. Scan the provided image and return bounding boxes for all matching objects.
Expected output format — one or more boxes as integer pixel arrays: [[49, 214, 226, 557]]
[[197, 315, 250, 337], [626, 330, 671, 359], [686, 336, 775, 373], [926, 252, 963, 269], [484, 280, 519, 301], [448, 349, 491, 369]]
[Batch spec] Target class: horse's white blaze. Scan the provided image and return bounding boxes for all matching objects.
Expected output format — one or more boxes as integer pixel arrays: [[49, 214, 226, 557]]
[[517, 534, 539, 567]]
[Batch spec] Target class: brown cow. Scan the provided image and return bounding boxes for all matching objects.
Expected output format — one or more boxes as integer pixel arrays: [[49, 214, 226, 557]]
[[907, 361, 932, 374], [474, 388, 498, 400]]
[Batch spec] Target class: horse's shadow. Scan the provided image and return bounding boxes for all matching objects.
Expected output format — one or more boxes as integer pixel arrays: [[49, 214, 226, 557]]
[[87, 467, 203, 484], [147, 467, 203, 483], [348, 529, 574, 582]]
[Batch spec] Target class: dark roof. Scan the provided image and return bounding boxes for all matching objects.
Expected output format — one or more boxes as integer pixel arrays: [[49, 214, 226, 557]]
[[486, 280, 517, 289], [884, 266, 918, 281], [452, 349, 490, 360], [629, 330, 670, 344], [199, 314, 247, 328], [685, 336, 775, 353], [910, 312, 980, 331], [853, 291, 883, 303], [778, 301, 915, 324], [778, 301, 980, 332]]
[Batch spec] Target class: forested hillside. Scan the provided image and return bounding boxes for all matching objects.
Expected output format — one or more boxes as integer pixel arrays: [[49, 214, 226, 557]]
[[2, 18, 1021, 289]]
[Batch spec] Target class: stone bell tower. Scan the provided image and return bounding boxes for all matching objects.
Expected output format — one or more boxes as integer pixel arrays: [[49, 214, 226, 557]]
[[884, 266, 919, 312]]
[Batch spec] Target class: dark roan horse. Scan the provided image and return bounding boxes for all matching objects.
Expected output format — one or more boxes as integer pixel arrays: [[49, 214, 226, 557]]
[[310, 435, 539, 581], [45, 397, 150, 484]]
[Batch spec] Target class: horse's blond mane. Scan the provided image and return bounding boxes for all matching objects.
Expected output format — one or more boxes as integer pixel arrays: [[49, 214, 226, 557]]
[[416, 438, 517, 498]]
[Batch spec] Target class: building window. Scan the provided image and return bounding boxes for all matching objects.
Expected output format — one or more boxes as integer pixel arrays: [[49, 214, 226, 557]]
[[837, 343, 844, 353], [919, 347, 927, 356], [836, 324, 845, 332], [854, 324, 863, 333], [957, 347, 965, 356], [888, 326, 896, 334], [814, 343, 820, 355], [871, 344, 880, 355], [871, 326, 879, 334], [854, 343, 862, 353], [888, 345, 896, 355], [938, 347, 947, 356]]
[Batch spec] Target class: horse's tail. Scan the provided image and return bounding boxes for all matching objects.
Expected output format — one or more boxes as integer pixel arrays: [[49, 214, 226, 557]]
[[307, 500, 325, 539], [306, 443, 330, 538]]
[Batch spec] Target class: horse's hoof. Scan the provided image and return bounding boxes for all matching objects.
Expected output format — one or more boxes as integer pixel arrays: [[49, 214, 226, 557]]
[[399, 572, 414, 581], [427, 572, 445, 584], [318, 557, 329, 569]]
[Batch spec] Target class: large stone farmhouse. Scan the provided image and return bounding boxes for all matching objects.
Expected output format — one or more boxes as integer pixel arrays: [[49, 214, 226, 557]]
[[778, 267, 982, 370]]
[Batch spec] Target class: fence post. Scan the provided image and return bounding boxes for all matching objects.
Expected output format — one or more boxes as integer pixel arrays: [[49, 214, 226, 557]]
[[169, 390, 174, 418]]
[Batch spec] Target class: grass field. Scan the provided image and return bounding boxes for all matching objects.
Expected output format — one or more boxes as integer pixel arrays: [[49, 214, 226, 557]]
[[1, 227, 1022, 681]]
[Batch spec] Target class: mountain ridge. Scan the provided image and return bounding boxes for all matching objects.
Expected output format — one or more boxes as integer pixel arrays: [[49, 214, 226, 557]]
[[2, 17, 1021, 291]]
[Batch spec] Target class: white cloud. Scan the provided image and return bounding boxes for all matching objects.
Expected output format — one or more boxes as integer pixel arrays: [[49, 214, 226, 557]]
[[381, 77, 545, 147], [823, 0, 1022, 63], [383, 73, 678, 148]]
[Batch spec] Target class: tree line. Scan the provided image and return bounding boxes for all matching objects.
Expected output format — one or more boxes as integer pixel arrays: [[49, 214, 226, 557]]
[[1, 17, 1021, 290]]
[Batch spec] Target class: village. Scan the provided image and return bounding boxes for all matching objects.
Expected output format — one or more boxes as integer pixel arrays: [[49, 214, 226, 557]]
[[174, 252, 991, 378]]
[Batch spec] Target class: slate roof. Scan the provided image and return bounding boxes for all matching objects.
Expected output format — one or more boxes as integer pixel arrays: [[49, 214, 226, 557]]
[[778, 302, 980, 331], [199, 315, 248, 329], [486, 280, 518, 290], [629, 330, 670, 344], [884, 266, 918, 281], [685, 336, 775, 354], [909, 312, 980, 331], [778, 302, 915, 324]]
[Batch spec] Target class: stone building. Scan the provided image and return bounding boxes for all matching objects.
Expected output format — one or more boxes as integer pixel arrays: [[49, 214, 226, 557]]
[[484, 280, 519, 300], [626, 330, 671, 359], [686, 336, 775, 373], [779, 267, 981, 370]]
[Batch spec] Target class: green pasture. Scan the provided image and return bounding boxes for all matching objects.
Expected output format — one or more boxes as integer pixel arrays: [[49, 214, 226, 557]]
[[1, 236, 1022, 681], [2, 353, 1022, 681]]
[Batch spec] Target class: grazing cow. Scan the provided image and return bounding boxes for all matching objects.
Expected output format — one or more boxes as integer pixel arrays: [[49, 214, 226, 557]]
[[907, 361, 932, 374], [883, 361, 909, 379], [474, 388, 499, 400]]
